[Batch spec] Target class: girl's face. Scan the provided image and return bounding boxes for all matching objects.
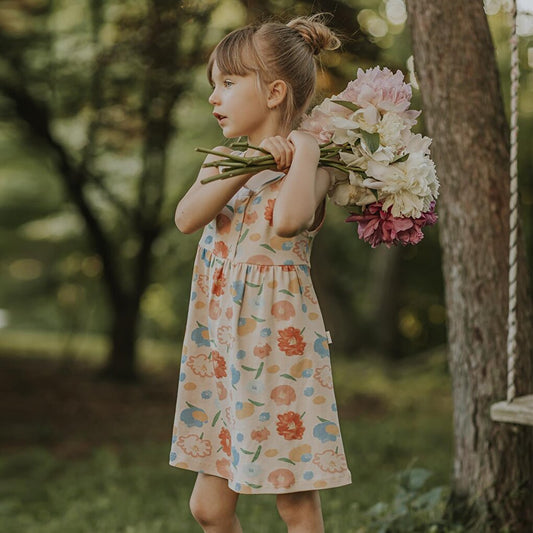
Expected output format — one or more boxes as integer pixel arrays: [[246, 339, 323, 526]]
[[209, 62, 279, 145]]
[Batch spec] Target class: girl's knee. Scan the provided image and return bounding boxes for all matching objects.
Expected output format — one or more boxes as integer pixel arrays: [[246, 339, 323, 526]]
[[190, 492, 230, 527], [276, 491, 322, 526]]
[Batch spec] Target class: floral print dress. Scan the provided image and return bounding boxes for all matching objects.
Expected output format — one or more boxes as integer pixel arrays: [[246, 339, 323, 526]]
[[169, 170, 352, 494]]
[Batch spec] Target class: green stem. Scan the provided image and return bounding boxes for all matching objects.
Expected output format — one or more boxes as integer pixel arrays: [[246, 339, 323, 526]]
[[195, 147, 249, 163], [201, 163, 279, 184]]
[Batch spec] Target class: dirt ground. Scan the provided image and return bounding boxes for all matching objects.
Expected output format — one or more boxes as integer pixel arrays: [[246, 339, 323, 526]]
[[0, 354, 386, 460]]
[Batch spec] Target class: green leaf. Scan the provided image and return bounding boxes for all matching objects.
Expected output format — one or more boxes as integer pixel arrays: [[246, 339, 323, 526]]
[[245, 281, 260, 288], [332, 99, 359, 112], [260, 244, 276, 253], [246, 482, 263, 489], [394, 153, 409, 163], [361, 131, 380, 153], [252, 445, 262, 463], [278, 289, 294, 297], [211, 410, 221, 427], [255, 362, 264, 379], [241, 365, 257, 372], [281, 373, 297, 381], [278, 457, 296, 465], [251, 315, 265, 322], [240, 448, 254, 455], [238, 228, 249, 245], [248, 399, 264, 407]]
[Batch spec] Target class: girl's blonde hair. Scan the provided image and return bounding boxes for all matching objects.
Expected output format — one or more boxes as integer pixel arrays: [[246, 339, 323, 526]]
[[207, 14, 340, 131]]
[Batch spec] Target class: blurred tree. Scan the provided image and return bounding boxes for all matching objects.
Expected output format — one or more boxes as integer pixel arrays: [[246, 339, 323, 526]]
[[0, 0, 382, 378], [406, 0, 533, 530], [0, 0, 217, 379]]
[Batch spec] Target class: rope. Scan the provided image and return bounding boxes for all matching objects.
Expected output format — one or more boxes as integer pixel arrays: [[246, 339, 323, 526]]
[[507, 0, 519, 403]]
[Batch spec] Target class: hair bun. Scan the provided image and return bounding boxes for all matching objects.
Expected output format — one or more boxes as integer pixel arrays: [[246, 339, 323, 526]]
[[287, 14, 340, 56]]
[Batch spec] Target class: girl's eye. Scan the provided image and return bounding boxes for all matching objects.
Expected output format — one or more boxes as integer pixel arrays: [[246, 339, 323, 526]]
[[223, 80, 234, 88]]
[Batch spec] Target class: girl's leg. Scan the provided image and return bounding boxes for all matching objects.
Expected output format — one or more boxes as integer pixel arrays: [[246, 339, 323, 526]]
[[189, 473, 242, 533], [276, 490, 324, 533]]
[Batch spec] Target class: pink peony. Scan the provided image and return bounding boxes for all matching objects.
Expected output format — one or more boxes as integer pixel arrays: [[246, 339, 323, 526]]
[[346, 201, 437, 247], [336, 67, 413, 113]]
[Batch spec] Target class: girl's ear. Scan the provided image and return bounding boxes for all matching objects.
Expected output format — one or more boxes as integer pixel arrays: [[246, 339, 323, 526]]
[[267, 80, 287, 109]]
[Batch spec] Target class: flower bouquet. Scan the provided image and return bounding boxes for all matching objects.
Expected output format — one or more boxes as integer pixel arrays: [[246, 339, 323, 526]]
[[198, 66, 439, 247]]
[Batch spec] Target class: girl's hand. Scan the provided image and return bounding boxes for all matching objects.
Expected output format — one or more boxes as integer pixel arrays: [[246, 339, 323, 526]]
[[259, 136, 294, 171], [287, 130, 320, 159]]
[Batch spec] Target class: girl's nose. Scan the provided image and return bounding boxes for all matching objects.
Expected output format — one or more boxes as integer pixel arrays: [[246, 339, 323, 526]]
[[208, 88, 219, 105]]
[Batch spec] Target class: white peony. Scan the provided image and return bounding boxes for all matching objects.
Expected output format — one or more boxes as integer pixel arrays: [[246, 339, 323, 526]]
[[363, 153, 439, 217]]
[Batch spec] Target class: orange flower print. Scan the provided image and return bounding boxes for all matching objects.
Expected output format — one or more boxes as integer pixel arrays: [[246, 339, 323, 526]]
[[312, 450, 348, 473], [211, 350, 227, 378], [214, 240, 229, 258], [218, 427, 231, 456], [270, 385, 297, 406], [251, 427, 270, 443], [217, 325, 234, 346], [216, 381, 227, 400], [216, 458, 233, 480], [277, 327, 306, 356], [271, 301, 296, 321], [244, 210, 258, 225], [209, 298, 221, 320], [253, 343, 272, 359], [303, 285, 318, 304], [187, 354, 213, 377], [216, 213, 232, 235], [225, 307, 233, 320], [314, 365, 333, 389], [276, 411, 305, 440], [264, 198, 275, 226], [267, 468, 296, 489], [177, 434, 212, 458], [197, 274, 210, 296], [212, 268, 226, 297]]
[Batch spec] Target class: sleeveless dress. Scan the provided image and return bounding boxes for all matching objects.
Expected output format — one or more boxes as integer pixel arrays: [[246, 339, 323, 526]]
[[169, 170, 352, 494]]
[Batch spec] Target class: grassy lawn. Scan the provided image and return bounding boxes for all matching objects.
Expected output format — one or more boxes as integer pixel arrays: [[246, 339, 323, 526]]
[[0, 335, 454, 532]]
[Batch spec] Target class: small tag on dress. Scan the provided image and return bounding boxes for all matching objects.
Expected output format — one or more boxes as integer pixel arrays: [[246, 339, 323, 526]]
[[326, 330, 333, 344]]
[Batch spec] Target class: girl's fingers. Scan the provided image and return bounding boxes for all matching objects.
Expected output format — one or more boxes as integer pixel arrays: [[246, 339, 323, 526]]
[[260, 136, 294, 170]]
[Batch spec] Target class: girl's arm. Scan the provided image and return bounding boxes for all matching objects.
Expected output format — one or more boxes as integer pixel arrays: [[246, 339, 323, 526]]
[[270, 131, 330, 238], [175, 146, 253, 234]]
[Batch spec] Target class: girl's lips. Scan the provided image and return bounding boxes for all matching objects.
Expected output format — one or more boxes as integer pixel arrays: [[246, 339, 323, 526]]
[[213, 113, 226, 121]]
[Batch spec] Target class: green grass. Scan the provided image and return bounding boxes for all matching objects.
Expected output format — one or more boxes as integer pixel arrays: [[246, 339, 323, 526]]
[[0, 337, 454, 532]]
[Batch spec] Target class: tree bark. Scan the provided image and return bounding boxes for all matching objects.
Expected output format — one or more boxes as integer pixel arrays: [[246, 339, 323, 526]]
[[406, 1, 533, 530]]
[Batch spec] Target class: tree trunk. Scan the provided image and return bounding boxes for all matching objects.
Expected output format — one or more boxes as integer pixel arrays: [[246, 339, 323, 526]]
[[406, 1, 533, 530], [101, 295, 141, 381]]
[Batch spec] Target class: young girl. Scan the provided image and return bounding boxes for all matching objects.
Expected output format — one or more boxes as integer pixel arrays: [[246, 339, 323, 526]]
[[169, 15, 352, 533]]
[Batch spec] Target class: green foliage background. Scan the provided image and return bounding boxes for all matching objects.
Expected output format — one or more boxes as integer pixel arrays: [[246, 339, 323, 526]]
[[0, 0, 531, 360]]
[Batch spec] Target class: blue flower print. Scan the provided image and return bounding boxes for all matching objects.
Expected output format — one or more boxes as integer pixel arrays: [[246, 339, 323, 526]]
[[314, 333, 330, 358], [260, 328, 271, 338], [231, 281, 245, 305], [191, 291, 197, 301], [252, 196, 262, 204], [237, 350, 246, 360], [243, 463, 262, 478], [303, 471, 314, 480], [302, 369, 313, 378], [304, 387, 314, 397], [231, 446, 240, 467], [313, 421, 339, 443], [259, 412, 270, 421], [231, 365, 241, 386], [282, 241, 293, 250], [205, 235, 213, 244], [191, 323, 210, 347], [170, 451, 177, 462], [180, 406, 208, 428], [201, 390, 212, 399]]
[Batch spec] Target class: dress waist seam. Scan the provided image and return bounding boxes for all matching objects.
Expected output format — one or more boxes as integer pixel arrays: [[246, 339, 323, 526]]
[[198, 245, 311, 268]]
